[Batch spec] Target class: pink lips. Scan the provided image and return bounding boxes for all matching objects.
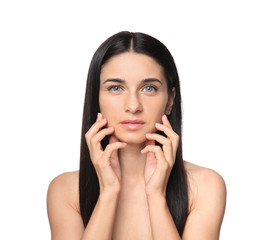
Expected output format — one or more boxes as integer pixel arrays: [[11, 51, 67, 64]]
[[120, 120, 145, 130]]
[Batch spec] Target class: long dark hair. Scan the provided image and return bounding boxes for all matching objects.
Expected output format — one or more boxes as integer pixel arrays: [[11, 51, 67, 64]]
[[79, 31, 188, 236]]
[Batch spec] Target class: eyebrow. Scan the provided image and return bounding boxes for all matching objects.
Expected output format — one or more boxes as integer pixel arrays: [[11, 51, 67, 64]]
[[102, 78, 163, 85]]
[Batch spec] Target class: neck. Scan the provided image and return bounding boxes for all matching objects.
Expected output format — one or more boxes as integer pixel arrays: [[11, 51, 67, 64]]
[[118, 143, 146, 189]]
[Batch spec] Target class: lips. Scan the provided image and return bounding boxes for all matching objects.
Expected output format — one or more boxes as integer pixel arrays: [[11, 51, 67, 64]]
[[120, 120, 145, 130], [120, 120, 145, 124]]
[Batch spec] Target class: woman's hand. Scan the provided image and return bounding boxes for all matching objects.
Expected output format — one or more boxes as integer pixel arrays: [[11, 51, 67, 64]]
[[141, 114, 179, 198], [85, 113, 126, 194]]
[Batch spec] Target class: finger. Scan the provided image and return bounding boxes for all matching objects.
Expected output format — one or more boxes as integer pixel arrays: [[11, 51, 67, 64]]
[[109, 135, 120, 159], [155, 121, 179, 153], [141, 139, 155, 152], [146, 133, 168, 145], [155, 123, 178, 160], [162, 114, 171, 127], [144, 139, 156, 159], [85, 117, 108, 141], [155, 123, 177, 140], [145, 133, 174, 165], [92, 127, 114, 144], [141, 145, 168, 169], [103, 141, 127, 159], [97, 112, 102, 121], [88, 127, 114, 157], [161, 115, 179, 144]]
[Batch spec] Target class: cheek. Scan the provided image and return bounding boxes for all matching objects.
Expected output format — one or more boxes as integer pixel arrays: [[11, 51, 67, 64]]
[[99, 95, 121, 125], [145, 98, 167, 119]]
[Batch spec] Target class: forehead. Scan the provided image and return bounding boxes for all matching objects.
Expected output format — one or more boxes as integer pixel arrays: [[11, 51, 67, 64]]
[[100, 52, 166, 83]]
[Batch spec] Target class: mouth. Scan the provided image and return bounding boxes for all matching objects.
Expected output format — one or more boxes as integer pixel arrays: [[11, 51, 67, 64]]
[[120, 120, 145, 130]]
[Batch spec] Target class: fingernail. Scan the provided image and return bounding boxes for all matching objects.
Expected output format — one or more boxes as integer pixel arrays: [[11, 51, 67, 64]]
[[163, 114, 168, 120], [141, 149, 147, 154], [155, 123, 162, 127], [97, 112, 101, 120]]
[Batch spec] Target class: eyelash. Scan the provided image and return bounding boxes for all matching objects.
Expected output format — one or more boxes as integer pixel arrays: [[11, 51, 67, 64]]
[[108, 85, 122, 92], [142, 85, 157, 92], [108, 85, 158, 93]]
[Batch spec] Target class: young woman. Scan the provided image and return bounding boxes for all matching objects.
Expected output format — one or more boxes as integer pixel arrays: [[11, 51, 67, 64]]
[[47, 31, 226, 240]]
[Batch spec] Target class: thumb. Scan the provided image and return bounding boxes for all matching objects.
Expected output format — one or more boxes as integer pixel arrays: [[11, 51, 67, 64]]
[[109, 135, 120, 159], [143, 139, 156, 160]]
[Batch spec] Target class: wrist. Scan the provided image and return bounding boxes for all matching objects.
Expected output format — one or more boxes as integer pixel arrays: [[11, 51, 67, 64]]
[[145, 188, 166, 199], [99, 189, 120, 202], [146, 192, 166, 202]]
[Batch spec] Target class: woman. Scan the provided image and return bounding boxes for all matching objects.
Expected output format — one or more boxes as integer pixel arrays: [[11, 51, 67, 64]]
[[47, 31, 226, 240]]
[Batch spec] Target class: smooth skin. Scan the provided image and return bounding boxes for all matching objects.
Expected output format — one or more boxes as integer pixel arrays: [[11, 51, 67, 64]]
[[47, 52, 226, 240]]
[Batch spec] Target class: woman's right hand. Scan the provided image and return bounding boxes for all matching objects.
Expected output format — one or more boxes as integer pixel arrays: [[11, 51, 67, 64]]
[[85, 113, 126, 194]]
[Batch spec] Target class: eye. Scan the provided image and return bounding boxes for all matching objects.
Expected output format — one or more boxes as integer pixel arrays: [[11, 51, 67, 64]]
[[142, 85, 157, 92], [108, 85, 122, 92]]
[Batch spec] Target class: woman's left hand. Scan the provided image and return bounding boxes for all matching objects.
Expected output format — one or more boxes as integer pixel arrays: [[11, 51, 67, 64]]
[[141, 114, 179, 198]]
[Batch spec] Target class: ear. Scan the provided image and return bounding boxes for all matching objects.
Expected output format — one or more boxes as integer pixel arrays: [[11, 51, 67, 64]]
[[165, 87, 176, 115]]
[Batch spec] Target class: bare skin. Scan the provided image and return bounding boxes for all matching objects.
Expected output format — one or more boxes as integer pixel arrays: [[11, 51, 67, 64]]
[[47, 162, 226, 239], [47, 52, 226, 239]]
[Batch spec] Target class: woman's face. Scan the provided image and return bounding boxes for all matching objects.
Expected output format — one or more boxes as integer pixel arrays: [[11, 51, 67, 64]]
[[99, 52, 174, 144]]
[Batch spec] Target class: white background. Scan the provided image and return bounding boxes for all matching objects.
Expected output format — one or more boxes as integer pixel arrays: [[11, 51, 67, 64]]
[[0, 0, 269, 239]]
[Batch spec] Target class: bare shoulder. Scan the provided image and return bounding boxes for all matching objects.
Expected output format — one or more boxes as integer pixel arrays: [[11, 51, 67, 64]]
[[182, 160, 226, 239], [184, 160, 226, 210], [47, 170, 80, 212], [184, 160, 226, 186], [48, 170, 79, 187], [181, 161, 226, 238], [47, 171, 85, 239]]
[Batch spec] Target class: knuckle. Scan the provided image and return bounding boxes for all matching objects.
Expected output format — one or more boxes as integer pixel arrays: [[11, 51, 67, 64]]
[[85, 131, 90, 139], [160, 161, 169, 171], [156, 145, 162, 151], [106, 143, 113, 151], [90, 137, 96, 145], [149, 145, 159, 152], [152, 145, 159, 149], [167, 159, 174, 168], [165, 138, 171, 145], [105, 143, 117, 153]]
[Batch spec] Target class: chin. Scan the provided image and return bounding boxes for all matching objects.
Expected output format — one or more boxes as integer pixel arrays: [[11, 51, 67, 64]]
[[114, 131, 147, 144], [118, 135, 146, 144]]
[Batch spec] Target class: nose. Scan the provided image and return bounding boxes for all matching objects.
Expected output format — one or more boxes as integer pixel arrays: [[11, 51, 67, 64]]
[[124, 92, 143, 113]]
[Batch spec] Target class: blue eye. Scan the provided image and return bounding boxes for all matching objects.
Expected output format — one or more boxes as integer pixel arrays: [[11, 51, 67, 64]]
[[143, 85, 156, 92], [109, 86, 122, 92]]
